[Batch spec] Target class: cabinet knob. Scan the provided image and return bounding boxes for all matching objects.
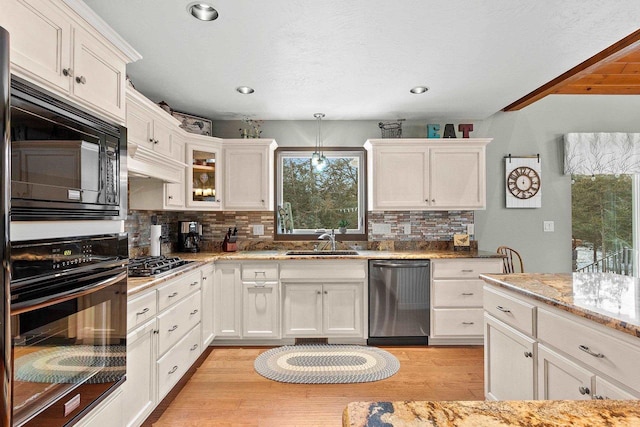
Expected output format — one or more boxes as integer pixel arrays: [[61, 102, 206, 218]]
[[62, 68, 73, 77], [578, 386, 591, 395], [317, 291, 321, 295], [202, 276, 207, 280], [149, 138, 154, 143], [593, 395, 605, 400], [523, 351, 533, 358], [154, 139, 159, 144], [168, 196, 173, 200], [75, 75, 86, 84]]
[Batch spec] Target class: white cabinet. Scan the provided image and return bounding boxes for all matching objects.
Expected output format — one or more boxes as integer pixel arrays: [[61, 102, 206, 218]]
[[280, 261, 366, 341], [0, 0, 138, 123], [213, 263, 242, 338], [484, 314, 536, 401], [222, 139, 277, 210], [74, 388, 123, 427], [123, 318, 156, 427], [186, 135, 223, 209], [430, 259, 502, 345], [201, 264, 215, 347], [537, 344, 593, 400], [364, 138, 491, 211], [243, 282, 279, 338]]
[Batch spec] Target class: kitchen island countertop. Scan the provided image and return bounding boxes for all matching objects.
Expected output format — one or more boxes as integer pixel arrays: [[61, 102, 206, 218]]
[[343, 399, 640, 426]]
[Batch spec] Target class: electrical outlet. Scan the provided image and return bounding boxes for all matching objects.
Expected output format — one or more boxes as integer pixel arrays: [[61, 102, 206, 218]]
[[403, 223, 411, 234], [543, 221, 554, 232], [467, 224, 475, 235], [253, 224, 264, 235], [372, 223, 391, 234]]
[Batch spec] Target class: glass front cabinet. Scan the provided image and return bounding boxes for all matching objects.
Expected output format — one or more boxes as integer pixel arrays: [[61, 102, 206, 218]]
[[186, 135, 222, 209]]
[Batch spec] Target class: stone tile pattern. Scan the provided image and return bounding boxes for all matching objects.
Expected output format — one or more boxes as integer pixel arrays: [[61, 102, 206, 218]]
[[343, 400, 640, 427], [126, 209, 474, 257]]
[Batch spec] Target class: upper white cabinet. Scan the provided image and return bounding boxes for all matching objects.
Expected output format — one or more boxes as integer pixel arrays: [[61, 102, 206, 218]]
[[186, 135, 223, 209], [364, 138, 491, 211], [222, 139, 277, 211], [0, 0, 141, 123]]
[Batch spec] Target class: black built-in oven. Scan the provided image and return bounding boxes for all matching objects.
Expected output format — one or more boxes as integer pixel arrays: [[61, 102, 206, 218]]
[[9, 78, 126, 220], [10, 234, 127, 427]]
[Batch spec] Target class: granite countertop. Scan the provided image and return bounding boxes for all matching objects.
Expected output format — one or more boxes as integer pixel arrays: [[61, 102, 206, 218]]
[[480, 272, 640, 339], [343, 399, 640, 426]]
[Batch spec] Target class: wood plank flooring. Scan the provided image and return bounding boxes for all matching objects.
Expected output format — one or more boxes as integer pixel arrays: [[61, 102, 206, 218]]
[[149, 346, 484, 427]]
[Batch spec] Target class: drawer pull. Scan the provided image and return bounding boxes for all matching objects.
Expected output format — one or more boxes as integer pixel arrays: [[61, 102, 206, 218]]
[[168, 325, 178, 332], [191, 281, 199, 286], [578, 345, 605, 358], [168, 292, 179, 298], [578, 386, 591, 395], [461, 269, 474, 273], [461, 292, 474, 296], [190, 344, 199, 351], [190, 309, 199, 315], [462, 322, 475, 325], [524, 351, 533, 358], [136, 307, 150, 316], [168, 365, 178, 375], [496, 305, 511, 313]]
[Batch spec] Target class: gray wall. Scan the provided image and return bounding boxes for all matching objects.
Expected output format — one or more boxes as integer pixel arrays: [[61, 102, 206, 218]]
[[214, 96, 640, 273]]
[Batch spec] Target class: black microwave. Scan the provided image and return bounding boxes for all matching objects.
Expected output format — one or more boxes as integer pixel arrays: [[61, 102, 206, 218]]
[[9, 79, 127, 220]]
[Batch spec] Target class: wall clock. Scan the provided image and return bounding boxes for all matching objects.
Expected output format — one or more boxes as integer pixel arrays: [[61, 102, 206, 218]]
[[505, 157, 542, 208]]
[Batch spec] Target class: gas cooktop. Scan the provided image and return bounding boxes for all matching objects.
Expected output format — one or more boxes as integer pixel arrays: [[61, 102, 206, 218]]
[[128, 256, 195, 277]]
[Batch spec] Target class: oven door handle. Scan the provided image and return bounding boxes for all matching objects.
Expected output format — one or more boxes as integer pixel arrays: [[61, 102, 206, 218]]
[[371, 261, 431, 268], [12, 270, 127, 315]]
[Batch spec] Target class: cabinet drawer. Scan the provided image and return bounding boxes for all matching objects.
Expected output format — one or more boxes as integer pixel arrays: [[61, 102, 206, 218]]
[[127, 290, 157, 331], [241, 263, 278, 281], [432, 259, 502, 279], [484, 286, 535, 336], [433, 280, 483, 307], [157, 291, 201, 355], [157, 269, 201, 311], [595, 376, 640, 400], [538, 307, 640, 392], [157, 324, 201, 401], [433, 308, 483, 336]]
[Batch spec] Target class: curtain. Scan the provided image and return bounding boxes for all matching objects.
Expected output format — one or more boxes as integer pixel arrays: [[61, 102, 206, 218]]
[[564, 133, 640, 175]]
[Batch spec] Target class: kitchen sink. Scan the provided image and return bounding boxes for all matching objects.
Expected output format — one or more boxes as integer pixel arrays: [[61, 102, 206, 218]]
[[285, 250, 359, 256]]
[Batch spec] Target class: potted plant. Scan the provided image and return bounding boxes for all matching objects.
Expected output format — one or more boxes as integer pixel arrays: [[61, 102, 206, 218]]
[[338, 219, 349, 234]]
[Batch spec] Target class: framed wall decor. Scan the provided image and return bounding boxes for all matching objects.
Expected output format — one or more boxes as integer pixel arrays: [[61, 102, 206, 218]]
[[172, 110, 213, 136], [505, 155, 542, 208]]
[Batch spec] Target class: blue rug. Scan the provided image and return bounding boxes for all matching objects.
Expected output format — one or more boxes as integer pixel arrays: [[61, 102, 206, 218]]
[[254, 345, 399, 384]]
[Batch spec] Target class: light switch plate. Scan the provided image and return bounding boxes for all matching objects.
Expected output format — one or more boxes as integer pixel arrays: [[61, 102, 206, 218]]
[[543, 221, 554, 232], [467, 224, 475, 236], [372, 223, 391, 234], [253, 224, 264, 235], [403, 223, 411, 234]]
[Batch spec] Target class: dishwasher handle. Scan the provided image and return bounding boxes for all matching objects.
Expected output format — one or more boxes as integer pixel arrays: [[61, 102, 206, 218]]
[[371, 261, 430, 268]]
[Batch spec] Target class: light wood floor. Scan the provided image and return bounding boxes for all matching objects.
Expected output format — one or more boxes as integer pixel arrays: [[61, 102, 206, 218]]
[[150, 346, 484, 427]]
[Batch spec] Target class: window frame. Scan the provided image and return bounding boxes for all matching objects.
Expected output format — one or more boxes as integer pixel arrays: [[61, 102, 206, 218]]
[[273, 146, 368, 241]]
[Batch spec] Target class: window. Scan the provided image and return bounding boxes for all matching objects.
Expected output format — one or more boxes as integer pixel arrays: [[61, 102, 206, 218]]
[[275, 148, 366, 240], [571, 174, 636, 276]]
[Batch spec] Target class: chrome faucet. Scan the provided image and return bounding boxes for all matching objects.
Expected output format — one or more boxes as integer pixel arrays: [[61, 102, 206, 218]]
[[318, 229, 336, 251]]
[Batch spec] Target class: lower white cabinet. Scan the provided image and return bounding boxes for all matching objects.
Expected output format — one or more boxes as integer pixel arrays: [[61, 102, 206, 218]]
[[75, 388, 123, 427], [123, 318, 156, 427], [201, 264, 215, 347], [484, 314, 536, 401], [282, 283, 323, 336], [537, 344, 593, 400], [214, 263, 242, 338], [243, 281, 279, 338], [157, 324, 201, 401]]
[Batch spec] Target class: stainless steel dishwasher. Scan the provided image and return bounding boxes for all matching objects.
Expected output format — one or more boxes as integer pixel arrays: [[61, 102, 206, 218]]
[[368, 259, 430, 345]]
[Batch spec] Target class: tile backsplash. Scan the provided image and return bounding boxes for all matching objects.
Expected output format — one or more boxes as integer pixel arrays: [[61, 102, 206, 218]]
[[126, 209, 474, 256]]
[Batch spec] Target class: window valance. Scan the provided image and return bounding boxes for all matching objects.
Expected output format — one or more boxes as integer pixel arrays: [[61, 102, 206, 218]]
[[564, 133, 640, 175]]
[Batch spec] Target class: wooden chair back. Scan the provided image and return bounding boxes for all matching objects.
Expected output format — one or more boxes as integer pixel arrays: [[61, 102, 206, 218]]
[[497, 246, 524, 273]]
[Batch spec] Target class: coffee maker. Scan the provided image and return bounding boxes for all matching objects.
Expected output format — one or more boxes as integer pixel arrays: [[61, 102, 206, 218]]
[[178, 221, 202, 252]]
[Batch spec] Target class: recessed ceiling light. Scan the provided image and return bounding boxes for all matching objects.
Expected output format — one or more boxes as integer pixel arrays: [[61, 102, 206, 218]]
[[236, 86, 255, 94], [187, 3, 219, 21], [410, 86, 429, 94]]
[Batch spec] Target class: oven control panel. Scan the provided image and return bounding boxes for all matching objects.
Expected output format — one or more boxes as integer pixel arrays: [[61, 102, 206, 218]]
[[52, 243, 94, 269]]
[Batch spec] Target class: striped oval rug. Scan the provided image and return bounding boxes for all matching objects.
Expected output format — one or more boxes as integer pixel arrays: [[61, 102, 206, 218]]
[[254, 345, 399, 384]]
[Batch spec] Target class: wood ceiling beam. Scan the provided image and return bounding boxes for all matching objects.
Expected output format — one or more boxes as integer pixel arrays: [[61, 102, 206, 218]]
[[503, 28, 640, 111]]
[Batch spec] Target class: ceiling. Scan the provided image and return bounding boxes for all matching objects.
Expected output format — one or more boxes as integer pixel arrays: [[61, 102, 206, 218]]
[[83, 0, 640, 121]]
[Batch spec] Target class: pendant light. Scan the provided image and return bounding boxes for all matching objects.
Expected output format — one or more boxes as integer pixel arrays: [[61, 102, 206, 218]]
[[313, 113, 326, 171]]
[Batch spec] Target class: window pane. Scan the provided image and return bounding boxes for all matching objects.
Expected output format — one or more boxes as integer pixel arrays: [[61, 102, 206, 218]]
[[277, 150, 364, 236], [571, 174, 634, 275]]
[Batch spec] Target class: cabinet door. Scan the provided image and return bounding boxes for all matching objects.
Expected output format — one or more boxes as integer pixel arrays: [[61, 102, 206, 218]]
[[484, 315, 535, 400], [75, 388, 123, 427], [224, 146, 268, 210], [151, 119, 173, 158], [187, 143, 222, 209], [430, 147, 485, 209], [594, 376, 640, 400], [165, 182, 185, 208], [371, 147, 429, 210], [243, 282, 279, 338], [126, 101, 154, 150], [72, 26, 126, 120], [283, 283, 323, 337], [214, 265, 242, 338], [1, 0, 72, 92], [322, 283, 362, 336], [201, 265, 215, 347], [537, 344, 594, 400], [123, 318, 156, 427]]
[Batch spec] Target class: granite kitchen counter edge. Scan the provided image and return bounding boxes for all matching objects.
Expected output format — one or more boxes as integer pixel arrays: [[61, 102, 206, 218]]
[[343, 399, 640, 426], [480, 272, 640, 339]]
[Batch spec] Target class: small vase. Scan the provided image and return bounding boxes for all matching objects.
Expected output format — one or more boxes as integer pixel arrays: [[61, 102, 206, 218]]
[[339, 227, 347, 234]]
